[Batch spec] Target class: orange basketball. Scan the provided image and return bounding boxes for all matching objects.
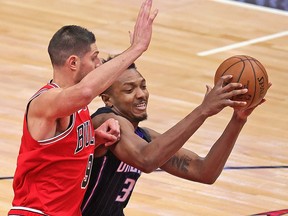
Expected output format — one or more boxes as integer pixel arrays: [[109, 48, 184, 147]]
[[214, 55, 269, 109]]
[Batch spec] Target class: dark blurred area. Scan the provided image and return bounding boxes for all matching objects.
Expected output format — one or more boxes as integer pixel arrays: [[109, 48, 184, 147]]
[[234, 0, 288, 11]]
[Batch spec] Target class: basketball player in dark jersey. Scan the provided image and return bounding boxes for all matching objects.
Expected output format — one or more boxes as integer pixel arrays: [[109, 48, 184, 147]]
[[81, 107, 150, 216], [81, 57, 268, 215]]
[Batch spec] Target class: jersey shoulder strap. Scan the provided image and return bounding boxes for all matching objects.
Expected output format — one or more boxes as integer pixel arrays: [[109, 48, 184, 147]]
[[91, 107, 116, 119], [91, 107, 152, 142], [135, 127, 151, 143]]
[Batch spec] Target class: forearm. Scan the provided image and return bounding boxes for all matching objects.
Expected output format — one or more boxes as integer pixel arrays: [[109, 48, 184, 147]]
[[81, 46, 144, 98], [79, 0, 157, 98], [201, 115, 247, 182], [143, 106, 209, 171]]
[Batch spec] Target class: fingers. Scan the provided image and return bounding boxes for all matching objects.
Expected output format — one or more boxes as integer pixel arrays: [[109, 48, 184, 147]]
[[130, 0, 157, 51], [215, 74, 232, 88], [95, 130, 118, 147], [233, 98, 266, 120], [223, 85, 248, 100], [134, 1, 146, 30], [247, 98, 266, 110], [135, 0, 151, 30], [201, 75, 250, 116], [223, 86, 248, 108], [228, 99, 247, 108], [95, 118, 121, 147], [143, 0, 152, 20], [105, 118, 120, 140], [149, 9, 159, 24], [216, 75, 248, 106], [104, 134, 118, 147]]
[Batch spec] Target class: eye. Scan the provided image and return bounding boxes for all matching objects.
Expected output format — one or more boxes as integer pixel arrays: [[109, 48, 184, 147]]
[[122, 84, 135, 93], [122, 87, 133, 93], [91, 54, 100, 62], [141, 84, 147, 90], [124, 89, 133, 93]]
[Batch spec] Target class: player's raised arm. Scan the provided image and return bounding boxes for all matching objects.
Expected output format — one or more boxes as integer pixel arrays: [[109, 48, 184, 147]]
[[74, 0, 158, 109]]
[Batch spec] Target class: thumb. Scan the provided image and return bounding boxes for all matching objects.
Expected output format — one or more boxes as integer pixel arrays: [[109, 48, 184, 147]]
[[205, 85, 212, 96], [128, 30, 133, 45]]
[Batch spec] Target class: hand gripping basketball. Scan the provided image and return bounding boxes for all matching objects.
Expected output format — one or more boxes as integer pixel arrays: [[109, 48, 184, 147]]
[[214, 55, 269, 110]]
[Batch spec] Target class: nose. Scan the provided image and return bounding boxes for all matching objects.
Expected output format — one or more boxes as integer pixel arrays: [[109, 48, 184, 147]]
[[135, 88, 146, 98]]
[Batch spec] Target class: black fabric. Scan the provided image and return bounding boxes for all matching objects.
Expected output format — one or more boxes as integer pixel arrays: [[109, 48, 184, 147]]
[[81, 107, 151, 216]]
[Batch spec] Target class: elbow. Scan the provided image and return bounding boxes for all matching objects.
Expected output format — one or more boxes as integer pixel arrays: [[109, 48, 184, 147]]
[[199, 170, 221, 185], [135, 156, 159, 174], [140, 167, 154, 174], [192, 161, 219, 185], [79, 86, 95, 104], [187, 174, 217, 185], [201, 177, 217, 185]]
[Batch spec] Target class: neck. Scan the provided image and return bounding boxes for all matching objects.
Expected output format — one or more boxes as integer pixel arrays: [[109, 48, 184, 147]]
[[109, 106, 140, 129], [53, 67, 75, 88]]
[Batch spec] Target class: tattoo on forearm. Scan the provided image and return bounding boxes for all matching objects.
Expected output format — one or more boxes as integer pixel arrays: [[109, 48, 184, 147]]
[[168, 155, 191, 173]]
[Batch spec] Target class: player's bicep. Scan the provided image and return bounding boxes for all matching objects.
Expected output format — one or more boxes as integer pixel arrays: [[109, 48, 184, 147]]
[[160, 148, 203, 181], [110, 119, 149, 168], [33, 86, 92, 119], [30, 88, 72, 119]]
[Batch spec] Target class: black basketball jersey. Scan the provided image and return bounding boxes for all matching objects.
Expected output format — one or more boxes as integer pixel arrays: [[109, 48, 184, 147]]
[[81, 107, 151, 216]]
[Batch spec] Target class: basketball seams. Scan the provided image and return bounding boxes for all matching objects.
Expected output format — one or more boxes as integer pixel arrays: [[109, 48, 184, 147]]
[[246, 59, 257, 108], [214, 55, 268, 110], [254, 60, 269, 81], [236, 60, 246, 83], [220, 59, 244, 78]]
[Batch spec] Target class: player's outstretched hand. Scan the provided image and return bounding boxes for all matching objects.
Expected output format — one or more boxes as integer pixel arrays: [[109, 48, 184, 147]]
[[129, 0, 158, 52], [233, 98, 265, 121], [94, 118, 120, 147], [199, 75, 248, 117], [233, 82, 272, 120]]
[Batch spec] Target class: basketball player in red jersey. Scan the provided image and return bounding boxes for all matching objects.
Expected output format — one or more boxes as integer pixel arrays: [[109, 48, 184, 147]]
[[81, 57, 270, 215], [8, 0, 158, 215]]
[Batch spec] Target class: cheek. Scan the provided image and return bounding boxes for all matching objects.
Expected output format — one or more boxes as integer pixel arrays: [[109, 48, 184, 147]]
[[81, 60, 95, 73], [113, 97, 133, 109], [146, 91, 149, 99]]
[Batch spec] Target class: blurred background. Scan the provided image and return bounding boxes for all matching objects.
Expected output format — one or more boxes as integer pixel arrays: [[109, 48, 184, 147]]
[[0, 0, 287, 215]]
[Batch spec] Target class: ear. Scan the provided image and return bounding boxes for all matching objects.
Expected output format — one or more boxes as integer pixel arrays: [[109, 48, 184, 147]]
[[67, 55, 78, 71], [101, 93, 113, 108]]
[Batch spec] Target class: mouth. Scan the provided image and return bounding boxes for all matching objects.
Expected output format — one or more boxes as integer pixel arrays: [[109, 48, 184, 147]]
[[135, 101, 147, 111]]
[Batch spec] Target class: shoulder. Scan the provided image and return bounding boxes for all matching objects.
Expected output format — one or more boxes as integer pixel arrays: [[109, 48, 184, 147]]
[[91, 107, 134, 130], [141, 127, 160, 140], [91, 107, 116, 118]]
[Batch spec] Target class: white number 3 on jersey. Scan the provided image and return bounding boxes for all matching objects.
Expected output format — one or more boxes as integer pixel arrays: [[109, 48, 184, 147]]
[[116, 178, 136, 202]]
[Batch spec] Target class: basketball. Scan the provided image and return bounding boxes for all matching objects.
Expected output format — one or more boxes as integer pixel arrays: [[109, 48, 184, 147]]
[[214, 55, 269, 110]]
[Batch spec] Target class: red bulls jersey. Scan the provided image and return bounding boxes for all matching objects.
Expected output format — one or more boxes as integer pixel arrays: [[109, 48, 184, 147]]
[[9, 82, 95, 216]]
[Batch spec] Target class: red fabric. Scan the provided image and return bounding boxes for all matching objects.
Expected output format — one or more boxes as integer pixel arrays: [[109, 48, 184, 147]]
[[10, 83, 95, 216]]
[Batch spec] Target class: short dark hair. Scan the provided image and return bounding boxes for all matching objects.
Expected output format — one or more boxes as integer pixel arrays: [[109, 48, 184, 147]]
[[104, 54, 137, 70], [48, 25, 96, 66], [100, 55, 137, 95]]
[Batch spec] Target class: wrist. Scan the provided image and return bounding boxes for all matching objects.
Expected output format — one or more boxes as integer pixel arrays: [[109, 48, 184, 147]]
[[194, 105, 210, 120], [196, 104, 213, 119], [232, 112, 248, 124], [129, 43, 147, 55]]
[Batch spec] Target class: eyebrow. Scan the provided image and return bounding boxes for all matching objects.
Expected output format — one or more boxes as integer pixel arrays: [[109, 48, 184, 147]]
[[122, 82, 134, 87]]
